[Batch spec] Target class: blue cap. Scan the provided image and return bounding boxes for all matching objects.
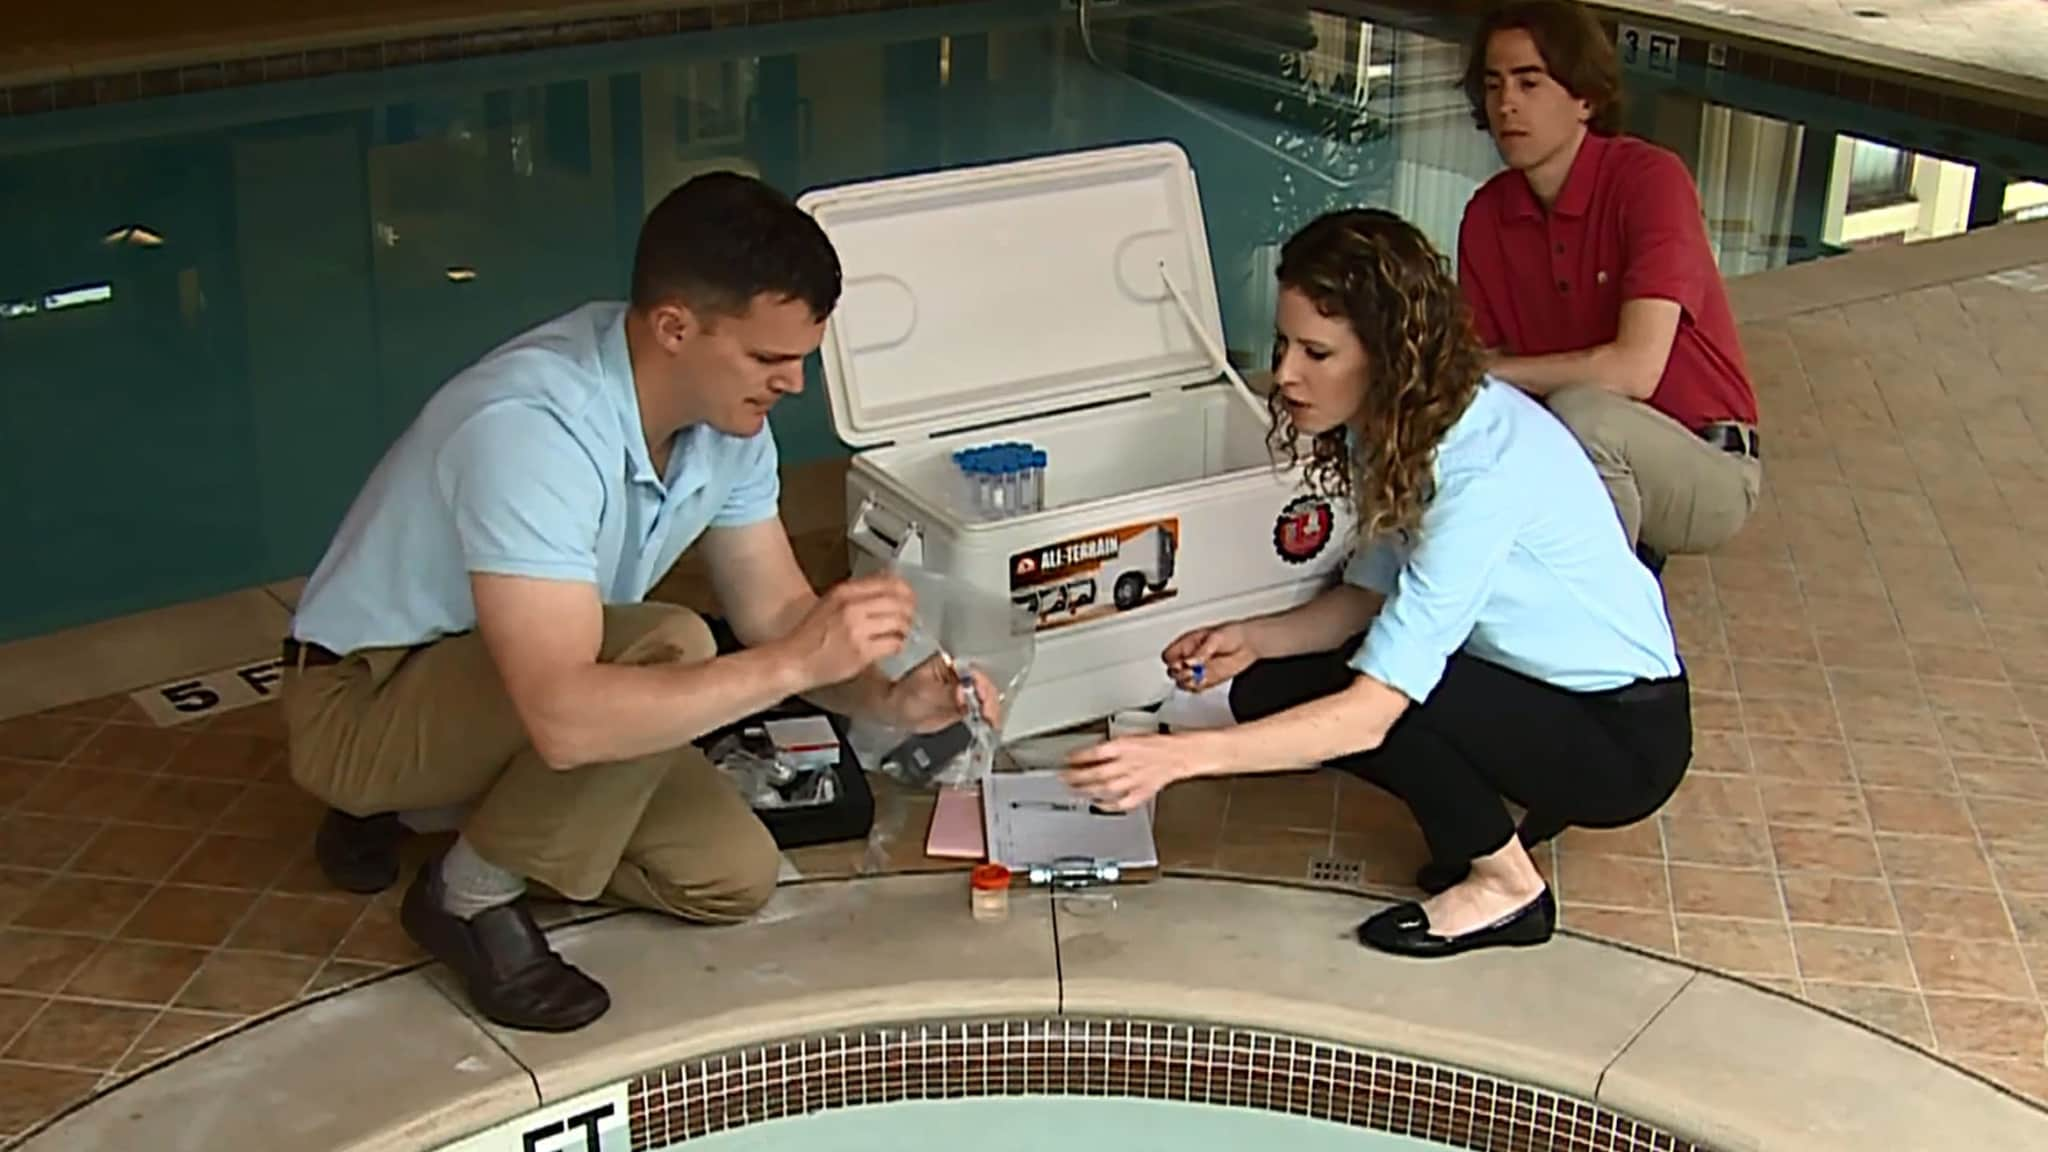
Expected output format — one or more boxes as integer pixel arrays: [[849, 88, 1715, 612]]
[[1031, 449, 1048, 467]]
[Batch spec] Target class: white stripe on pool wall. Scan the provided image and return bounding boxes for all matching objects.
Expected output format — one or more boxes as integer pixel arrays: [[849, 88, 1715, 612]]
[[437, 1080, 631, 1152]]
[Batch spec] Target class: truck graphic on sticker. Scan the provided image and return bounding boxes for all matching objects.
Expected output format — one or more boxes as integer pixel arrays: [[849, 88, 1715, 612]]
[[1008, 519, 1179, 632]]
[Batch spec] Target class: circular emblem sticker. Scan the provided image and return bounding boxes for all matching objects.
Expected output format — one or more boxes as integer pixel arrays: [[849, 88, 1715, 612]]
[[1273, 495, 1333, 564]]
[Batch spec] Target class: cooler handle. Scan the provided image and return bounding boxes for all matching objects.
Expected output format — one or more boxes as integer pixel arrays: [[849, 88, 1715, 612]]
[[850, 497, 925, 568]]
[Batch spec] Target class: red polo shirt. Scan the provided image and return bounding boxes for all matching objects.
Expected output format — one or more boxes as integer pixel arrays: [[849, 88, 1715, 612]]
[[1456, 132, 1757, 432]]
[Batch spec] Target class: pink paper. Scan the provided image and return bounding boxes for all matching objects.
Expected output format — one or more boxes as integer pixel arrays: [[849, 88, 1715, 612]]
[[924, 786, 987, 859]]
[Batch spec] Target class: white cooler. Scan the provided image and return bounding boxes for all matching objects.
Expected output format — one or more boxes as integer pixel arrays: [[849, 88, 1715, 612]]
[[796, 141, 1354, 739]]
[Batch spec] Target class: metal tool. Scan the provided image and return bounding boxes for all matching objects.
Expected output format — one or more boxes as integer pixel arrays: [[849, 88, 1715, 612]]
[[1025, 857, 1123, 889]]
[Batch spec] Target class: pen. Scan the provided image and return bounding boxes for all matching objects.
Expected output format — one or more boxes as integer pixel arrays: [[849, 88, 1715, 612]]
[[1009, 799, 1126, 817]]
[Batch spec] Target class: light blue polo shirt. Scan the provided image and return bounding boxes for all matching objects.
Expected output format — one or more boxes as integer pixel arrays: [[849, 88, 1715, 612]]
[[1345, 377, 1681, 701], [291, 302, 780, 655]]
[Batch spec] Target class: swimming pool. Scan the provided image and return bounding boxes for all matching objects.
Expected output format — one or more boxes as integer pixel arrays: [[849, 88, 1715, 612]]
[[1, 0, 2043, 642]]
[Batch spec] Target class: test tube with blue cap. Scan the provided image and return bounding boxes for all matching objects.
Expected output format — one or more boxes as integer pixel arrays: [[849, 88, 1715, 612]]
[[1004, 445, 1025, 516], [977, 449, 999, 519], [951, 448, 978, 518], [952, 440, 1049, 520], [997, 446, 1015, 518], [978, 447, 999, 519], [984, 449, 1004, 518]]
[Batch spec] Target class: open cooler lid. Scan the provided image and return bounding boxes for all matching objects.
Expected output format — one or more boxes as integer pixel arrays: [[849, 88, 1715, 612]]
[[796, 141, 1229, 447]]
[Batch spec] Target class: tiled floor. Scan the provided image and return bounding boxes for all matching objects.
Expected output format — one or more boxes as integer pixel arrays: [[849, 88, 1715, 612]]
[[0, 697, 421, 1140], [0, 691, 634, 1143]]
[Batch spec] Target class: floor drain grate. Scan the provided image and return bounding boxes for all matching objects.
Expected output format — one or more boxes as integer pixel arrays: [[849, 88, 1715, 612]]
[[1307, 858, 1362, 887]]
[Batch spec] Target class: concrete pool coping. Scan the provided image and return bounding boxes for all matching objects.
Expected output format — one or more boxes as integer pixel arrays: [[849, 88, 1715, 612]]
[[16, 872, 2048, 1152]]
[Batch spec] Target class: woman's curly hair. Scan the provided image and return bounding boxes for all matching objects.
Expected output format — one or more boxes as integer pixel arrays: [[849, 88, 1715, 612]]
[[1266, 209, 1488, 544]]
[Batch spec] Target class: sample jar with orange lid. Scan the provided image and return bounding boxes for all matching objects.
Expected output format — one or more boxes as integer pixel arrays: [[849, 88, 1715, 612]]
[[970, 863, 1012, 922]]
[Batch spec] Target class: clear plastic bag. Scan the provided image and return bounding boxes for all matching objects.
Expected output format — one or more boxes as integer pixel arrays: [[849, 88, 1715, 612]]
[[846, 566, 1037, 791]]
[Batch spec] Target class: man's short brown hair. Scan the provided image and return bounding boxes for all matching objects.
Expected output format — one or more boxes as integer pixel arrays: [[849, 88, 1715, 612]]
[[1461, 0, 1625, 135]]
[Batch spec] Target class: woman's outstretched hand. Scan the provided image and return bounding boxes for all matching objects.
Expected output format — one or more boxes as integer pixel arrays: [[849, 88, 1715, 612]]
[[1063, 733, 1208, 812], [1162, 622, 1258, 691]]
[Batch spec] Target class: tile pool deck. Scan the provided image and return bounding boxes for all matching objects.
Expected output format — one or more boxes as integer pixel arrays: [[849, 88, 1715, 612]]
[[1605, 0, 2048, 105]]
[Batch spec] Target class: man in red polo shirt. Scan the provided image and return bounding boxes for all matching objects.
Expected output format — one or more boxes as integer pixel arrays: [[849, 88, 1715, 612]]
[[1455, 0, 1761, 571]]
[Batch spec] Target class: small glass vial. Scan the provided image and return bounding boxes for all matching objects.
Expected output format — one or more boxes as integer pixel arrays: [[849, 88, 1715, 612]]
[[970, 451, 994, 519], [953, 449, 981, 518], [1000, 449, 1021, 518], [970, 863, 1012, 922], [988, 451, 1010, 519]]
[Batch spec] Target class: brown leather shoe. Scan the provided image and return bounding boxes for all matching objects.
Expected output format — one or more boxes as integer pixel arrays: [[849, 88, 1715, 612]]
[[315, 809, 403, 894], [400, 848, 609, 1032]]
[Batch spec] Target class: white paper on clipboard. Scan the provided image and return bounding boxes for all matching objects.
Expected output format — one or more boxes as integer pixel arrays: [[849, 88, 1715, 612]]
[[982, 770, 1159, 872]]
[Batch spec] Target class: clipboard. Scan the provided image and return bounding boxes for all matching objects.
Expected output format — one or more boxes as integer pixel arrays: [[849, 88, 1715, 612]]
[[980, 769, 1160, 886]]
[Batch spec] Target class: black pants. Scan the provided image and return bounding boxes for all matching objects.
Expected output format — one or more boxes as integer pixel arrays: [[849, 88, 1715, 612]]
[[1230, 644, 1692, 869]]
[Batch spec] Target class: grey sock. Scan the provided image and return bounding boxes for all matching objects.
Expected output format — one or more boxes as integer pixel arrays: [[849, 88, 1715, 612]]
[[439, 836, 526, 920]]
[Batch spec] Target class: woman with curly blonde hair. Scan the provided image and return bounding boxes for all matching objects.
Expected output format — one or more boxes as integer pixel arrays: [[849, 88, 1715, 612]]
[[1066, 209, 1691, 958]]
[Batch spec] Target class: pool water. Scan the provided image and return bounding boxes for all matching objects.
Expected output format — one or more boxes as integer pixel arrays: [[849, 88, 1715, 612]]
[[647, 1094, 1454, 1150], [1, 0, 2042, 641]]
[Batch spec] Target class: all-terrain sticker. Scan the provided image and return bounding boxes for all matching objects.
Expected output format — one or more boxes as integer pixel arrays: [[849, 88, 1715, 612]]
[[1009, 518, 1180, 632]]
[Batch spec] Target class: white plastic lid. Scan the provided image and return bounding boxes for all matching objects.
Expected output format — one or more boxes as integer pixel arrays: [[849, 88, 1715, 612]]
[[796, 141, 1228, 447]]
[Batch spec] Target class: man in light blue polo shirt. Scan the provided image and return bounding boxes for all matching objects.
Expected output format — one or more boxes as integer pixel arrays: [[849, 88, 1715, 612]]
[[283, 172, 977, 1033]]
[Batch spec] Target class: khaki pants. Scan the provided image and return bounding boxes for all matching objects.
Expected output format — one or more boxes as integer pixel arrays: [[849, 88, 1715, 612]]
[[281, 603, 779, 924], [1546, 386, 1763, 555]]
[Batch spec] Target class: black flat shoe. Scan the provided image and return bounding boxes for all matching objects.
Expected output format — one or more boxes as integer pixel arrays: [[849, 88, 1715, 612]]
[[400, 848, 610, 1033], [315, 808, 404, 894], [1356, 889, 1556, 958], [1415, 859, 1468, 896]]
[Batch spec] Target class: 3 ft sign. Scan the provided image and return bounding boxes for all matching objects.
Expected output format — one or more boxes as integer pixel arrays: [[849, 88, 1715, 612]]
[[520, 1102, 623, 1152], [129, 656, 284, 727]]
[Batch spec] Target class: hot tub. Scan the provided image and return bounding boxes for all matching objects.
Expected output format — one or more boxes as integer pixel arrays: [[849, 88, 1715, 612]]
[[436, 1015, 1708, 1152]]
